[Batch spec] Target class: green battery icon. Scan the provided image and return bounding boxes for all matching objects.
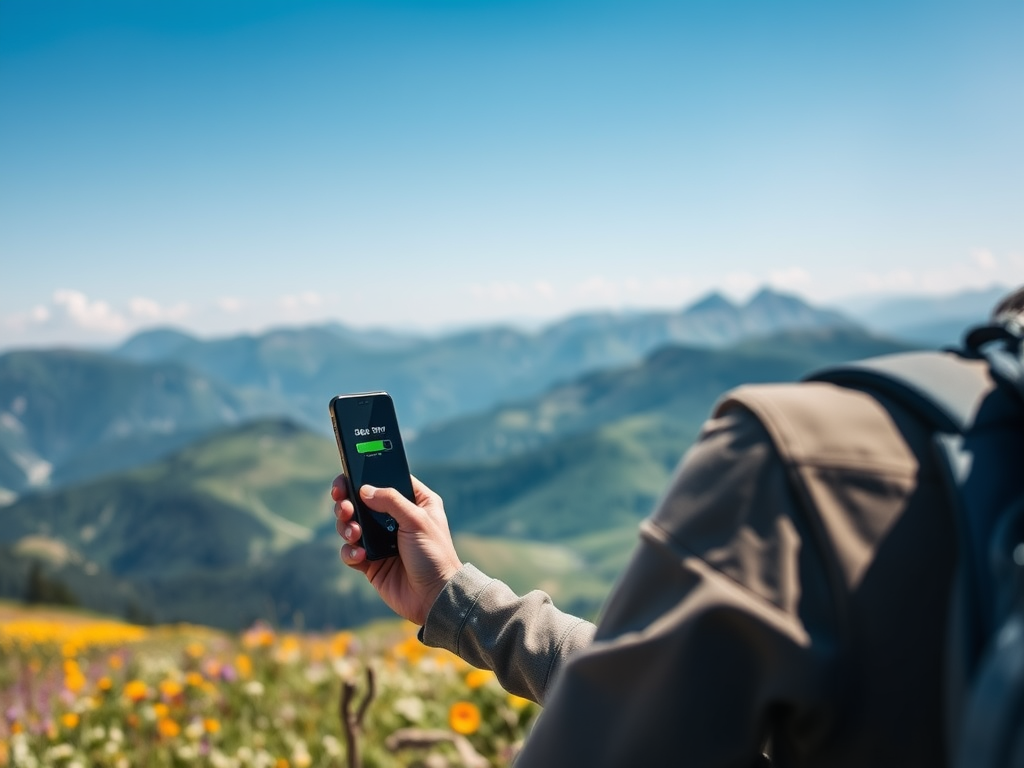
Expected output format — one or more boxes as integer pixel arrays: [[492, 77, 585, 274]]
[[356, 439, 393, 454]]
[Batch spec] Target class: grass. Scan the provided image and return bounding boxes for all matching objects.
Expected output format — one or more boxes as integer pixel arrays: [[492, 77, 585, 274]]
[[0, 601, 539, 767]]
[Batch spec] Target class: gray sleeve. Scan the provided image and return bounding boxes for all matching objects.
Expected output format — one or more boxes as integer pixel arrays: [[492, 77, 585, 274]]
[[419, 563, 596, 704]]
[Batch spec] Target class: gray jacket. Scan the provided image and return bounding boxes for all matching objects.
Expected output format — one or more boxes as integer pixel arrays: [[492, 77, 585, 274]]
[[421, 371, 982, 767]]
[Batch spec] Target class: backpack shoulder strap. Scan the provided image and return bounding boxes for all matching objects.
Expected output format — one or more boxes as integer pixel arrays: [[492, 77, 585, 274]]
[[805, 350, 995, 434]]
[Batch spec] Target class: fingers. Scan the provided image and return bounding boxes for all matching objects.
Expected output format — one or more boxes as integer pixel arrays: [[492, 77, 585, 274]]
[[339, 541, 369, 574], [359, 484, 425, 529], [330, 473, 350, 504], [335, 513, 362, 544]]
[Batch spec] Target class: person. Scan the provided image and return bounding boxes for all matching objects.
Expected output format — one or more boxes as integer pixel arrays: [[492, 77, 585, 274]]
[[331, 286, 1024, 768]]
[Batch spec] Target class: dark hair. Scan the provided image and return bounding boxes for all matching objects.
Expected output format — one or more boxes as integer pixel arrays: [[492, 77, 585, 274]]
[[992, 285, 1024, 325]]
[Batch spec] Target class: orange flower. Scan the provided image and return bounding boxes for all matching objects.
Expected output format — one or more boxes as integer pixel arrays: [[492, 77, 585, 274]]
[[329, 631, 352, 658], [203, 718, 221, 734], [159, 679, 183, 700], [97, 676, 113, 692], [448, 701, 481, 735], [124, 679, 149, 703], [507, 693, 531, 710], [185, 642, 205, 659], [235, 654, 252, 679], [157, 718, 180, 739], [60, 712, 79, 729], [153, 703, 170, 719], [186, 672, 204, 688], [465, 669, 494, 689], [108, 654, 124, 670]]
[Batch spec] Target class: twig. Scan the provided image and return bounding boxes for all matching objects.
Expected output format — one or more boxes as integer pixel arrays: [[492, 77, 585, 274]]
[[385, 727, 489, 768], [339, 666, 376, 768]]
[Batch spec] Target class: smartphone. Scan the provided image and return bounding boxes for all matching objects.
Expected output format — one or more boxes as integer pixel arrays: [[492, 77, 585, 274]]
[[329, 391, 412, 560]]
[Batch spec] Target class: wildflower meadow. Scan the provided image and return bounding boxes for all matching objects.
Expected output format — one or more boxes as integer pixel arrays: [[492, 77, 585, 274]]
[[0, 604, 537, 768]]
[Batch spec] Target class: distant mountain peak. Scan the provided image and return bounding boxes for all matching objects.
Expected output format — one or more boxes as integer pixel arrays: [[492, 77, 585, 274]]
[[683, 291, 738, 314], [745, 287, 807, 308], [115, 327, 197, 362]]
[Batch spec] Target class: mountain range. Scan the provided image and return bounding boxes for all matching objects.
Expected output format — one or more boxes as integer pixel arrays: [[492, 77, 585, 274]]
[[0, 287, 926, 629], [0, 288, 855, 499]]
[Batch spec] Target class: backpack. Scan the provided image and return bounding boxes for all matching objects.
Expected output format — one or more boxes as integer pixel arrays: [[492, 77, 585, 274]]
[[806, 318, 1024, 768]]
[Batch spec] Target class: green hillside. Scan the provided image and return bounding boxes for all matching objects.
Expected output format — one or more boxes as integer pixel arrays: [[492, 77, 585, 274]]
[[0, 348, 253, 496], [0, 326, 922, 630], [409, 326, 916, 463]]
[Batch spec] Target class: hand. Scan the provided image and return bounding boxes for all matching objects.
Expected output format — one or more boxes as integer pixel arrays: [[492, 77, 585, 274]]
[[332, 473, 463, 626]]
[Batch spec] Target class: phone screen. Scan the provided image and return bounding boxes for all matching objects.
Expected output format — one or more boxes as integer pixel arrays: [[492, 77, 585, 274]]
[[329, 392, 412, 560]]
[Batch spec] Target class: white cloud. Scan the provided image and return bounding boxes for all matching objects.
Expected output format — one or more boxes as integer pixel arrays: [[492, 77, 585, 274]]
[[972, 248, 998, 271], [848, 248, 1024, 297], [53, 289, 126, 332], [469, 281, 528, 302], [217, 297, 243, 313], [722, 271, 760, 300], [129, 297, 190, 323], [534, 280, 555, 298], [573, 276, 621, 302], [279, 291, 324, 310], [30, 305, 49, 323], [769, 267, 813, 292], [129, 297, 162, 319]]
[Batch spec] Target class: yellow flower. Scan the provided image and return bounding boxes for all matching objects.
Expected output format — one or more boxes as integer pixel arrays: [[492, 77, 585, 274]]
[[392, 635, 427, 665], [274, 759, 289, 768], [62, 658, 87, 692], [60, 712, 80, 729], [159, 679, 183, 700], [185, 642, 205, 659], [235, 654, 252, 679], [507, 693, 531, 710], [153, 703, 170, 719], [157, 718, 180, 739], [242, 624, 275, 649], [203, 718, 221, 734], [124, 679, 149, 703], [108, 654, 124, 670], [448, 701, 481, 735], [97, 676, 113, 692], [186, 672, 204, 688], [329, 631, 352, 658], [465, 669, 494, 689]]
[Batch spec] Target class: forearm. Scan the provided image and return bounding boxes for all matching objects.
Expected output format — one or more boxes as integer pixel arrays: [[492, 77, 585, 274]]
[[420, 563, 595, 704]]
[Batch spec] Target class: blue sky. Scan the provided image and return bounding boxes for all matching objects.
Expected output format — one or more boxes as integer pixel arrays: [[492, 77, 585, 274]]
[[1, 0, 1021, 348]]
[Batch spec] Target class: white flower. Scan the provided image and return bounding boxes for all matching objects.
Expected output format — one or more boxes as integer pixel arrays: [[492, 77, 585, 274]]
[[321, 734, 342, 757], [209, 749, 239, 768], [44, 744, 75, 761], [176, 745, 199, 762], [243, 680, 265, 697], [394, 696, 426, 723], [185, 720, 205, 741], [332, 657, 357, 681], [108, 727, 124, 743], [291, 749, 312, 768]]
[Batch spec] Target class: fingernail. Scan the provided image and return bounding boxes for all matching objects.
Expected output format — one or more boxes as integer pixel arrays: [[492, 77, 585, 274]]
[[360, 484, 377, 498], [344, 526, 353, 540]]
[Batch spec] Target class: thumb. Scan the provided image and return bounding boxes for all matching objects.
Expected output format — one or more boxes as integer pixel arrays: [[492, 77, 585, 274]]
[[359, 484, 426, 530]]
